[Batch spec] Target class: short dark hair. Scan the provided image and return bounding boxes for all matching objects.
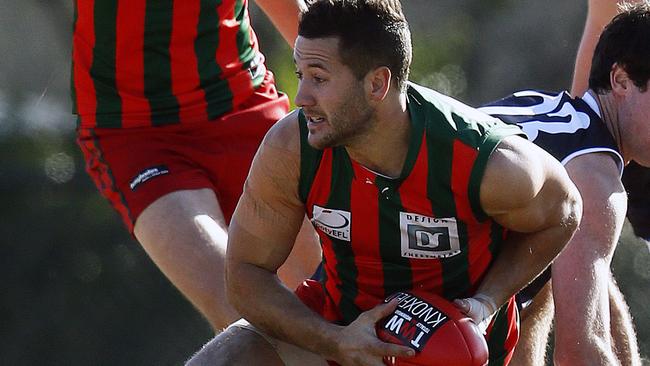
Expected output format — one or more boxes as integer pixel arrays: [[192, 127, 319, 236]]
[[589, 2, 650, 93], [299, 0, 412, 92]]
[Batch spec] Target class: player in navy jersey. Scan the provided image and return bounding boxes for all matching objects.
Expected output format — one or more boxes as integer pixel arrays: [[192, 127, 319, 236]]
[[480, 3, 650, 365], [73, 0, 321, 331], [186, 1, 582, 365]]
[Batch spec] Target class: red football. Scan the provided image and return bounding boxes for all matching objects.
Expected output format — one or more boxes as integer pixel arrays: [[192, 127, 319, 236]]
[[376, 291, 489, 366]]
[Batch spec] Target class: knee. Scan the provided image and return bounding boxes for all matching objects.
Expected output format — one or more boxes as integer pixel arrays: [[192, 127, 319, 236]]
[[185, 326, 283, 366]]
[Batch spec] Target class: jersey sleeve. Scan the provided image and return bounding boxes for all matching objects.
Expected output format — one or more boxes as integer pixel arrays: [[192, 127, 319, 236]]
[[465, 121, 525, 221]]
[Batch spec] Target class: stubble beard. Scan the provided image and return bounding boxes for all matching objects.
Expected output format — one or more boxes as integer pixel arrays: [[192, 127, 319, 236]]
[[309, 90, 375, 150]]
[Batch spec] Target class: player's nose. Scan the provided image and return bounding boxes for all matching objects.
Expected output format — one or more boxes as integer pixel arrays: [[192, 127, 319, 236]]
[[295, 82, 315, 108]]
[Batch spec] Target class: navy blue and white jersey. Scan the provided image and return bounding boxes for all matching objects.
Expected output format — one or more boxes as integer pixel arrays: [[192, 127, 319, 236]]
[[479, 90, 624, 175]]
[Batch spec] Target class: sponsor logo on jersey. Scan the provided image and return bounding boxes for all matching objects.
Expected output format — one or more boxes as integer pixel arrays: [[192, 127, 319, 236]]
[[129, 165, 170, 191], [312, 205, 351, 242], [399, 212, 461, 259], [381, 292, 449, 351]]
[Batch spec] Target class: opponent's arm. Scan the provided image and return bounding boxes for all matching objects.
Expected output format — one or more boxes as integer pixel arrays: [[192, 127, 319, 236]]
[[226, 112, 413, 366], [254, 0, 306, 46], [571, 0, 624, 96], [552, 154, 629, 365], [459, 136, 582, 319]]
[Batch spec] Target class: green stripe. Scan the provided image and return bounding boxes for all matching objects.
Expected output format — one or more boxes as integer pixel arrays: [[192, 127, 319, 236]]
[[444, 220, 472, 299], [488, 221, 504, 262], [196, 0, 233, 120], [423, 110, 471, 299], [144, 0, 180, 125], [376, 178, 412, 296], [422, 104, 455, 216], [91, 0, 121, 127], [298, 111, 323, 202], [400, 93, 425, 180], [486, 305, 514, 366], [234, 0, 263, 87], [371, 92, 428, 297], [328, 148, 359, 324], [466, 125, 523, 221]]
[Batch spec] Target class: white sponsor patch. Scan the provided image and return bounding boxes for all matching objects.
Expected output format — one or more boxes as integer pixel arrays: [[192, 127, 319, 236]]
[[311, 205, 351, 242], [399, 212, 461, 259], [129, 165, 170, 191]]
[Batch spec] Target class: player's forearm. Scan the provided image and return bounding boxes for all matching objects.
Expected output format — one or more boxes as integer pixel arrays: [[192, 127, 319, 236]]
[[227, 261, 343, 359], [476, 211, 580, 308], [550, 185, 628, 365], [254, 0, 306, 46], [571, 0, 621, 95]]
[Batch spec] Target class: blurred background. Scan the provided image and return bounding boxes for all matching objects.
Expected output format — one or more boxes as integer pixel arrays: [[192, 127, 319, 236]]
[[1, 0, 648, 365]]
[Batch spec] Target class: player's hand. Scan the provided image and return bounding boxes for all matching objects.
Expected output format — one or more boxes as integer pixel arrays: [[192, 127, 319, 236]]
[[453, 294, 497, 334], [330, 298, 415, 366]]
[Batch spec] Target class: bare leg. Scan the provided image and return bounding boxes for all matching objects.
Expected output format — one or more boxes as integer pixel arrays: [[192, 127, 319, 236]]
[[134, 189, 322, 330], [134, 189, 239, 330], [186, 326, 285, 366], [609, 275, 642, 366], [509, 282, 554, 366]]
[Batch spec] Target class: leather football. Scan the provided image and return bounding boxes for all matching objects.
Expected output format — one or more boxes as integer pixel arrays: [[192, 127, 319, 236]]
[[376, 291, 489, 366]]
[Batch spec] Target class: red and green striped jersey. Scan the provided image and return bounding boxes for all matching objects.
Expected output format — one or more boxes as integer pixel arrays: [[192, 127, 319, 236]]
[[72, 0, 266, 128], [299, 83, 523, 363]]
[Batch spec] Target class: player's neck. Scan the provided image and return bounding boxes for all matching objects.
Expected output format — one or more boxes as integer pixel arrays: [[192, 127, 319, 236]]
[[345, 93, 410, 178], [592, 90, 628, 163]]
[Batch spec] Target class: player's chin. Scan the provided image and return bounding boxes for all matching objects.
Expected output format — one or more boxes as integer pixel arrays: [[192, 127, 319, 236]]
[[307, 133, 335, 150]]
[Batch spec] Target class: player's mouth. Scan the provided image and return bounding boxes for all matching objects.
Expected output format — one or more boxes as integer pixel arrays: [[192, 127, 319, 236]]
[[306, 114, 327, 126]]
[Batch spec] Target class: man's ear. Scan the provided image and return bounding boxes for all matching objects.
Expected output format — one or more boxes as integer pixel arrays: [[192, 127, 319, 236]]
[[610, 63, 632, 96], [365, 66, 392, 102]]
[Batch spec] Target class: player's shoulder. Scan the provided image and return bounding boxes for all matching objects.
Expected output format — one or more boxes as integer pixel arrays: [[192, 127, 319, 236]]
[[483, 135, 561, 206], [565, 152, 625, 199], [408, 82, 502, 124], [407, 82, 519, 143], [261, 109, 302, 155]]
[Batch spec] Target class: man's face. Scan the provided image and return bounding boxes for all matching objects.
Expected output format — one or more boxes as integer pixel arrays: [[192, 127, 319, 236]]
[[293, 36, 375, 150], [620, 79, 650, 167]]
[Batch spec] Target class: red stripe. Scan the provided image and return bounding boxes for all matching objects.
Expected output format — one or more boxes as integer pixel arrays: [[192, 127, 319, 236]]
[[451, 140, 493, 287], [306, 150, 343, 311], [502, 298, 520, 365], [171, 0, 208, 123], [349, 162, 383, 309], [216, 1, 253, 109], [115, 0, 151, 125], [398, 132, 445, 293], [73, 0, 98, 127]]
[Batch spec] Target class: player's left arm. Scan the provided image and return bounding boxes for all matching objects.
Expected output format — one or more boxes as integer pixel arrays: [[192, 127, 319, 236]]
[[551, 153, 630, 364], [457, 135, 582, 323], [254, 0, 306, 46]]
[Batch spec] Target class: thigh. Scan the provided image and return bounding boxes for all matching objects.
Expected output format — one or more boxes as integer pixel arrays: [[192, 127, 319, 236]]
[[77, 126, 216, 232], [134, 188, 238, 328], [226, 319, 329, 366]]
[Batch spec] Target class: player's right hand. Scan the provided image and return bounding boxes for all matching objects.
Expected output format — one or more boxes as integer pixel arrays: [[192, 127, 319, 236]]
[[329, 298, 416, 366], [453, 294, 497, 334]]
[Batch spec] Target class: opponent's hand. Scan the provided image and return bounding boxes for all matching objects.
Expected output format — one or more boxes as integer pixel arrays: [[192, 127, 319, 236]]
[[453, 294, 497, 334], [330, 298, 415, 366]]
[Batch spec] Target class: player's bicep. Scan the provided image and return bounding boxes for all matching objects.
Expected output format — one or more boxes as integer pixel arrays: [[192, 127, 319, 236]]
[[227, 116, 306, 273], [564, 154, 627, 255], [480, 136, 582, 233]]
